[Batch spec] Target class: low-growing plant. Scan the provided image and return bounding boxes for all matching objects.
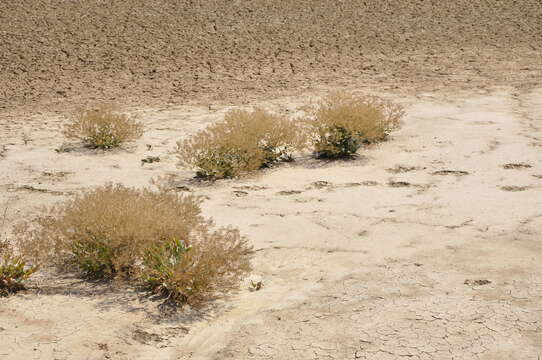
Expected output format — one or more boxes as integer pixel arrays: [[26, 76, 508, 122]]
[[63, 104, 143, 149], [1, 205, 37, 296], [142, 227, 251, 305], [305, 91, 404, 158], [16, 184, 203, 278], [0, 258, 35, 296], [0, 244, 38, 296], [15, 184, 252, 306], [177, 108, 305, 179]]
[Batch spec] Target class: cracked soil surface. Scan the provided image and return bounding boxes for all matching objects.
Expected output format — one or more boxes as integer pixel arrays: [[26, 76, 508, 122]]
[[1, 87, 541, 359], [1, 1, 542, 358], [1, 0, 542, 113]]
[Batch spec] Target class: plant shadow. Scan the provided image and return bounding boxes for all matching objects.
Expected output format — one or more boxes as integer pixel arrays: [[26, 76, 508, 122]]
[[24, 268, 222, 325]]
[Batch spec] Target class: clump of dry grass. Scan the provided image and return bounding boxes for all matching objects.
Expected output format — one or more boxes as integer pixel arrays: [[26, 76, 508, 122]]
[[63, 104, 143, 149], [176, 108, 305, 179], [15, 184, 252, 306], [305, 91, 404, 158]]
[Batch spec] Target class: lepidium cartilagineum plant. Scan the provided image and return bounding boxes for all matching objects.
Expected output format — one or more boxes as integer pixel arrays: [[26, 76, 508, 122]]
[[15, 184, 252, 306], [63, 104, 143, 150], [0, 240, 37, 296], [176, 108, 306, 179], [304, 91, 404, 158]]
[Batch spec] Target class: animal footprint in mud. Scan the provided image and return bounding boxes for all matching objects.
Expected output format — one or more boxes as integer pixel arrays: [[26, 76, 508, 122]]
[[500, 185, 530, 192], [386, 165, 420, 174], [141, 156, 160, 165], [310, 181, 333, 189], [175, 185, 192, 192], [345, 180, 379, 187], [54, 144, 74, 153], [341, 182, 363, 188], [469, 120, 496, 126], [357, 230, 368, 237], [131, 329, 164, 345], [464, 279, 491, 286], [233, 190, 249, 197], [431, 170, 470, 176], [387, 181, 411, 188], [233, 185, 267, 191], [42, 171, 72, 182], [502, 163, 532, 170], [294, 197, 325, 203], [276, 190, 303, 196]]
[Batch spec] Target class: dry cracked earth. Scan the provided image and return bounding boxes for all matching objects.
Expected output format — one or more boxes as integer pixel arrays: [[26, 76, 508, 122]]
[[1, 1, 542, 359], [1, 0, 542, 114], [1, 88, 541, 359]]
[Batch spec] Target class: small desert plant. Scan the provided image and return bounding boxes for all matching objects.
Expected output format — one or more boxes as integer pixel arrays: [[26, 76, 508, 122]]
[[63, 104, 143, 149], [16, 184, 252, 305], [1, 205, 37, 296], [142, 227, 251, 305], [16, 184, 203, 279], [177, 108, 305, 179], [305, 91, 404, 158], [0, 244, 38, 296]]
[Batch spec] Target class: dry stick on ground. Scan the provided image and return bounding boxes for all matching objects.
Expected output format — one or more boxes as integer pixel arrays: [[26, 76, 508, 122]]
[[0, 200, 10, 241]]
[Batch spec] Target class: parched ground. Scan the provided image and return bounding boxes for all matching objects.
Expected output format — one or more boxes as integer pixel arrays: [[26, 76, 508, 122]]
[[1, 87, 541, 359], [1, 1, 542, 359], [1, 0, 542, 113]]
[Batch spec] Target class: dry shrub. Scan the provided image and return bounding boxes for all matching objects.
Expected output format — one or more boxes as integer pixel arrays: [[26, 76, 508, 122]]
[[0, 241, 37, 296], [63, 104, 143, 149], [305, 91, 404, 158], [142, 227, 251, 305], [16, 184, 252, 305], [17, 184, 202, 278], [177, 108, 305, 179]]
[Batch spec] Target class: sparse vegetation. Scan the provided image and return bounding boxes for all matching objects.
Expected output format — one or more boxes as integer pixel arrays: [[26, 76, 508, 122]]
[[304, 91, 403, 158], [63, 104, 143, 149], [176, 95, 402, 175], [0, 243, 37, 296], [0, 206, 37, 296], [7, 93, 404, 303], [15, 184, 252, 305], [176, 108, 305, 179]]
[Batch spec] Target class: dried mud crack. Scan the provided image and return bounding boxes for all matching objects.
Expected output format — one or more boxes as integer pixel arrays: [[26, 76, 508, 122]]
[[1, 2, 541, 359], [1, 0, 542, 114], [215, 264, 542, 360]]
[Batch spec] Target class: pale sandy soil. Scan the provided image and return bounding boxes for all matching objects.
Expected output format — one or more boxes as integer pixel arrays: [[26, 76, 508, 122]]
[[2, 2, 541, 358], [1, 86, 541, 359]]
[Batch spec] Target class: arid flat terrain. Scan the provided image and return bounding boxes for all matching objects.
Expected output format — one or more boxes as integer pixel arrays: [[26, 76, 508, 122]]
[[1, 1, 542, 359], [1, 88, 542, 359], [1, 0, 541, 113]]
